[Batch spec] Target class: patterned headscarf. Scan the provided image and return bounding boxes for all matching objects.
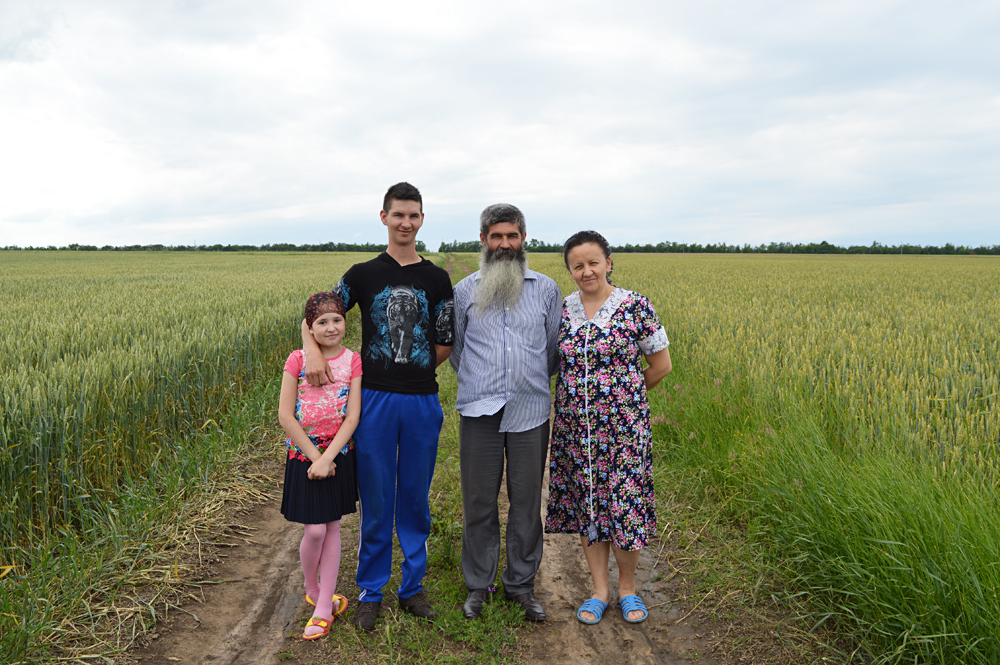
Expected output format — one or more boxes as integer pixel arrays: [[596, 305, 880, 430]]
[[305, 291, 346, 327]]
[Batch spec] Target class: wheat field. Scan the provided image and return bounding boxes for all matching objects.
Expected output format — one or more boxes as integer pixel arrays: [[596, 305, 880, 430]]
[[3, 250, 999, 663], [0, 251, 369, 550], [599, 253, 1000, 663]]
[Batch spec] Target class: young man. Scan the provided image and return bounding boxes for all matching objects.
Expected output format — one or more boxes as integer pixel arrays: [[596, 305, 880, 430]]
[[302, 182, 454, 631], [449, 203, 562, 622]]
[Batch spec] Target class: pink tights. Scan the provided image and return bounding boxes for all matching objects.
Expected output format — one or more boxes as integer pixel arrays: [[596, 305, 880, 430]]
[[300, 520, 342, 636]]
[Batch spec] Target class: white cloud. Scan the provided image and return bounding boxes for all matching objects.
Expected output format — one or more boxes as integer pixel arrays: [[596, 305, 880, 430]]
[[1, 0, 998, 249]]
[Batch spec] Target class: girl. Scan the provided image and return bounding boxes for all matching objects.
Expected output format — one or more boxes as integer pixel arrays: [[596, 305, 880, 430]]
[[279, 291, 362, 640]]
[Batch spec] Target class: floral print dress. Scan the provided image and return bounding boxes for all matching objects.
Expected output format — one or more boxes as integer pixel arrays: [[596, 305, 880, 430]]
[[283, 348, 361, 461], [545, 288, 670, 551]]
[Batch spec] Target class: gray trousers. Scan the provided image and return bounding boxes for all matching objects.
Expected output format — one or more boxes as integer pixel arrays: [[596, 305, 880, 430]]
[[459, 409, 550, 595]]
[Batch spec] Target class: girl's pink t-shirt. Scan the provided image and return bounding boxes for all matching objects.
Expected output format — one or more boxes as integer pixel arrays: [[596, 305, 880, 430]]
[[284, 348, 362, 460]]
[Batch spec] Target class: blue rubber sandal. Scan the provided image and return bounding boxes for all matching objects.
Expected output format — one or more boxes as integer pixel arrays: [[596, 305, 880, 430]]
[[576, 598, 608, 625], [619, 595, 648, 623]]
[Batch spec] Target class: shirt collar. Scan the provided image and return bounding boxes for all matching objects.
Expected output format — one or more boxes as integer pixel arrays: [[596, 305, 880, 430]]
[[566, 287, 627, 333]]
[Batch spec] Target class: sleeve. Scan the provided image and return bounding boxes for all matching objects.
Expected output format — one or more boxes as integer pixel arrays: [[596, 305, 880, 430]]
[[545, 281, 564, 377], [350, 350, 363, 379], [433, 272, 455, 347], [284, 350, 304, 377], [448, 279, 468, 372], [336, 264, 359, 312], [635, 294, 669, 355]]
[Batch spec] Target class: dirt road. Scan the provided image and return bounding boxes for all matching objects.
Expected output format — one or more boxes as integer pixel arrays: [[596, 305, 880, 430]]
[[128, 465, 730, 665], [523, 525, 718, 664], [128, 503, 720, 665], [128, 498, 304, 665]]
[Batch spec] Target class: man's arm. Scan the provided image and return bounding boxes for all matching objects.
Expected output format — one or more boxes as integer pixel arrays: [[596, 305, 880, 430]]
[[303, 271, 356, 386], [448, 282, 468, 373], [436, 344, 452, 367], [433, 272, 456, 370], [544, 281, 564, 377], [301, 319, 336, 386]]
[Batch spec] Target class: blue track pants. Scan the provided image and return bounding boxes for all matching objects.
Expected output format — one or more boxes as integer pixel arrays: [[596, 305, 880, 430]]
[[355, 388, 443, 602]]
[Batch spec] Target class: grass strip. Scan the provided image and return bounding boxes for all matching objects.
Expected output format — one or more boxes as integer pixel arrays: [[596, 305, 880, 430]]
[[651, 354, 1000, 663], [1, 372, 281, 664]]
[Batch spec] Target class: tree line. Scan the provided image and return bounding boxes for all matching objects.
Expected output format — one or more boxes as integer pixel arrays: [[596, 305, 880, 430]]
[[3, 239, 998, 255], [437, 239, 1000, 255], [2, 241, 422, 252]]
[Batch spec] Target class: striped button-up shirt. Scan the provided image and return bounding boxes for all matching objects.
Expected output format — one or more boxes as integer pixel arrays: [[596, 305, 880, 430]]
[[450, 268, 563, 433]]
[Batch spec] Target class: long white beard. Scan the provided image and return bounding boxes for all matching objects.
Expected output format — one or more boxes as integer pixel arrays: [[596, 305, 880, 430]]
[[474, 246, 527, 315]]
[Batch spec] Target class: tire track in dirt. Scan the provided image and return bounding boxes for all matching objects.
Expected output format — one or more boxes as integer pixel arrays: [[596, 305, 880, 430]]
[[129, 498, 306, 665], [126, 407, 753, 664], [443, 253, 473, 281], [523, 472, 720, 664], [127, 470, 720, 665]]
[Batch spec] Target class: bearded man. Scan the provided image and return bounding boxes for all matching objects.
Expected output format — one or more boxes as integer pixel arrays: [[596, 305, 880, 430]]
[[449, 203, 563, 622]]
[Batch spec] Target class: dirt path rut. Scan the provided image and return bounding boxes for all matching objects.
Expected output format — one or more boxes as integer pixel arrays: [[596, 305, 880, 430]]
[[130, 471, 724, 665], [130, 500, 305, 665], [523, 481, 719, 664]]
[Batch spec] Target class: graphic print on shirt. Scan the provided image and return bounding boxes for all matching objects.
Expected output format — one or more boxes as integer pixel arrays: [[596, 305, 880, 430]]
[[335, 280, 352, 310], [370, 285, 432, 368], [434, 298, 455, 345]]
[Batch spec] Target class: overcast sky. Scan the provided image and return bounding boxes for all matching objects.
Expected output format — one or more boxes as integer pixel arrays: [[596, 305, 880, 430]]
[[1, 0, 998, 250]]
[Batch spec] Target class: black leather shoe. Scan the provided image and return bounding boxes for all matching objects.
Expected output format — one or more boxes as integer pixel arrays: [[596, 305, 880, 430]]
[[504, 591, 546, 622], [463, 590, 490, 620]]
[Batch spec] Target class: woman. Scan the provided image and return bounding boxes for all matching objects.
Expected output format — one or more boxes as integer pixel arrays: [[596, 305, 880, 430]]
[[545, 230, 672, 624]]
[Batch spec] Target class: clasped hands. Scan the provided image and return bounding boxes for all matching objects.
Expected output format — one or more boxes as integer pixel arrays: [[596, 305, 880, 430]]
[[307, 459, 337, 480]]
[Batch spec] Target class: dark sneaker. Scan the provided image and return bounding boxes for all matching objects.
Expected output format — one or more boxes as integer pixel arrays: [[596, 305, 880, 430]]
[[398, 590, 438, 620], [353, 600, 381, 631]]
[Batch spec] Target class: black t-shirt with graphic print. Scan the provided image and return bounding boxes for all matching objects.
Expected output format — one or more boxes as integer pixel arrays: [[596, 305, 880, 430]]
[[336, 253, 455, 395]]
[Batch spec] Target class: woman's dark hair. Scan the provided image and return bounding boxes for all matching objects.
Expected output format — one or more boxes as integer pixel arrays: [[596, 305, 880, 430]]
[[563, 230, 614, 283]]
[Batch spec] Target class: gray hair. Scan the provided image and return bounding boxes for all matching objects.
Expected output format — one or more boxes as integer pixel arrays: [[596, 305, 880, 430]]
[[479, 203, 526, 239]]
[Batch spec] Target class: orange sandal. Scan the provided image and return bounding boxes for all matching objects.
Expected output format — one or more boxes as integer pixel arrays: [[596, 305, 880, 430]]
[[332, 594, 349, 616], [306, 593, 350, 616], [303, 616, 330, 640]]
